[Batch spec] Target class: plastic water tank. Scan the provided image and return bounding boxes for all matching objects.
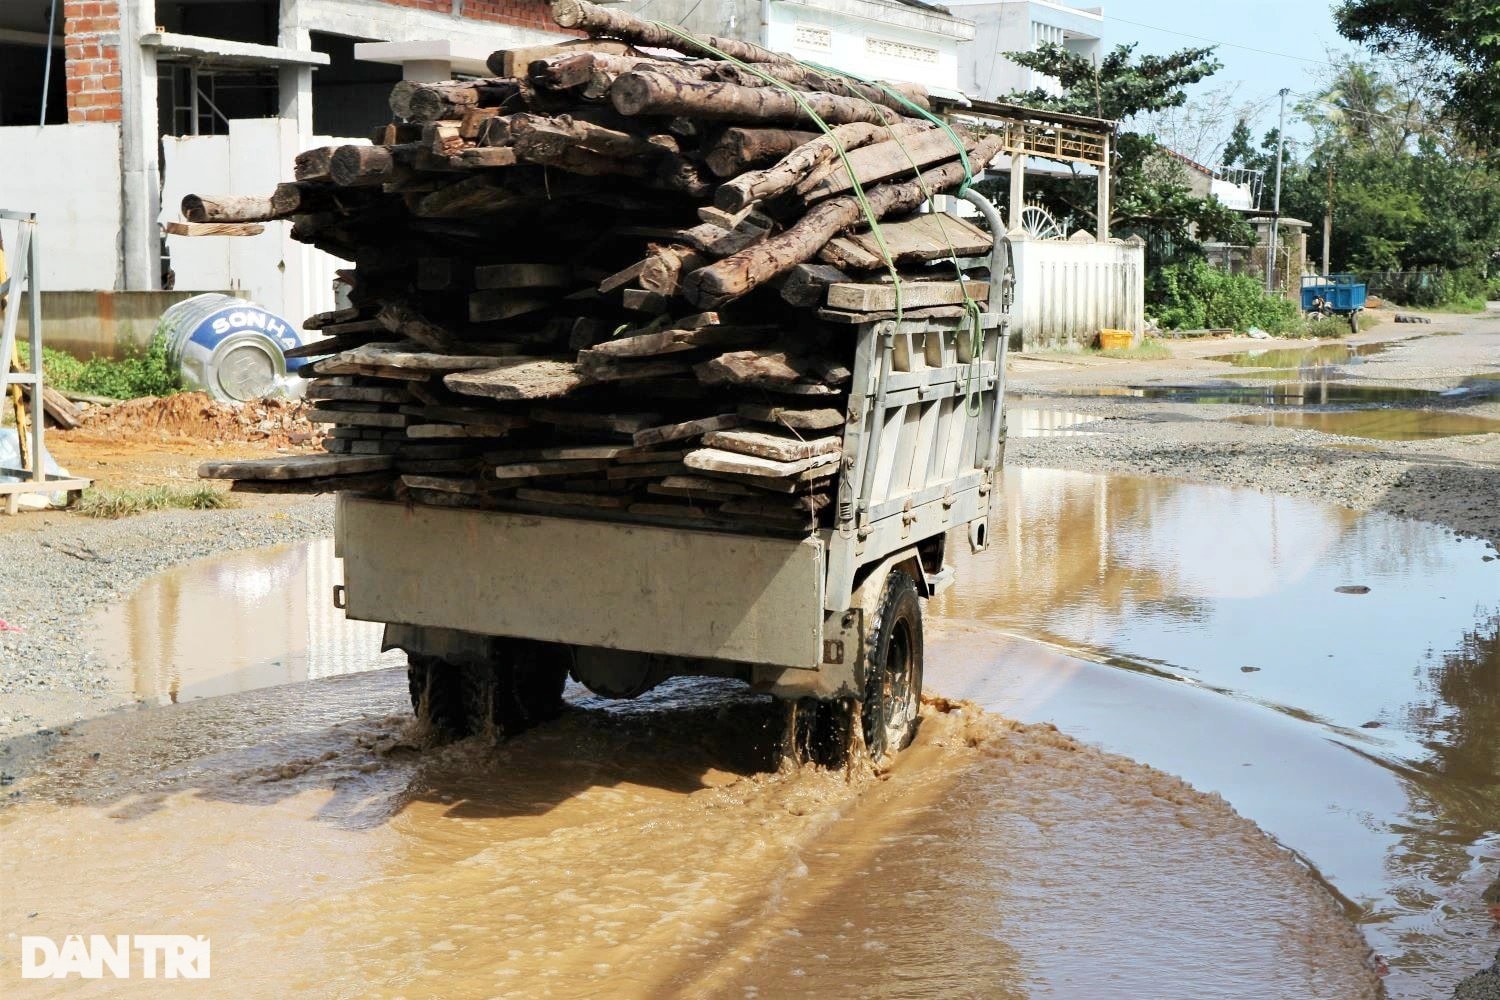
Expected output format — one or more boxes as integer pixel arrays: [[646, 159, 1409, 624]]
[[157, 293, 316, 402]]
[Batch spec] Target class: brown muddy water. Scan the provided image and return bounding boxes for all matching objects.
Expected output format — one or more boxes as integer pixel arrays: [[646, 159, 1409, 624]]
[[1227, 408, 1500, 440], [2, 469, 1495, 997]]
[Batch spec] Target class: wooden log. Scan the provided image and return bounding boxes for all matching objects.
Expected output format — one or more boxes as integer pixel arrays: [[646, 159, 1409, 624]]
[[181, 194, 277, 223], [825, 280, 988, 312], [163, 221, 264, 237], [710, 62, 930, 116], [798, 128, 974, 202], [329, 144, 406, 187], [737, 402, 846, 430], [294, 146, 339, 182], [779, 263, 851, 307], [683, 132, 1005, 308], [489, 37, 634, 78], [714, 121, 928, 212], [404, 80, 526, 122], [199, 454, 394, 481], [269, 182, 328, 217], [610, 70, 901, 127], [703, 428, 841, 462], [638, 245, 707, 296], [552, 0, 794, 67], [631, 413, 740, 448], [703, 127, 819, 177]]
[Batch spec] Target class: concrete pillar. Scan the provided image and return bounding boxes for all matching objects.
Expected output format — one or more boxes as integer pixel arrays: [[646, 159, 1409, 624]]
[[1007, 150, 1025, 231], [278, 0, 314, 140], [1096, 133, 1110, 242], [118, 0, 160, 291]]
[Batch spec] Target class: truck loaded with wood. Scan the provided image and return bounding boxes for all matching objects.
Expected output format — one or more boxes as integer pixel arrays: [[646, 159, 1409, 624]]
[[196, 0, 1012, 763]]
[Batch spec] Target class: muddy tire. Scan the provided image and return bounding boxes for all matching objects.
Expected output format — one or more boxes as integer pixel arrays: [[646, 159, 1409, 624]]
[[511, 641, 571, 722], [407, 653, 473, 741], [861, 568, 924, 761]]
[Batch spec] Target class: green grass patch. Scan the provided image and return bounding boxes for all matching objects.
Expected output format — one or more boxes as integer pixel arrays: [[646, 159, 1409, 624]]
[[1087, 337, 1171, 360], [1301, 315, 1356, 339], [1428, 295, 1487, 314], [74, 484, 235, 519], [20, 334, 181, 400]]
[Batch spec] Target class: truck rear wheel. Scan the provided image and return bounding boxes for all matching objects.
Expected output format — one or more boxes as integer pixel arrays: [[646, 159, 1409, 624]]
[[405, 641, 571, 742], [861, 568, 924, 760]]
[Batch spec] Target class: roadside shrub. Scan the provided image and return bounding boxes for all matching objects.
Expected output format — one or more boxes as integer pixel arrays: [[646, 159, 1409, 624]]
[[1150, 260, 1303, 335], [22, 333, 181, 399], [1365, 268, 1487, 310], [1302, 315, 1354, 339]]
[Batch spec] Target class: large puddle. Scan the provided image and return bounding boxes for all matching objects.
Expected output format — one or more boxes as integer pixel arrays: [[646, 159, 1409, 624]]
[[1053, 383, 1441, 405], [1207, 339, 1397, 369], [4, 468, 1497, 996], [931, 468, 1499, 997], [1227, 407, 1500, 440]]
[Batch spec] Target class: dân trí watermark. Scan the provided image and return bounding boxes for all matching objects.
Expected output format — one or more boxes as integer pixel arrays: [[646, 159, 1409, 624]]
[[20, 935, 210, 979]]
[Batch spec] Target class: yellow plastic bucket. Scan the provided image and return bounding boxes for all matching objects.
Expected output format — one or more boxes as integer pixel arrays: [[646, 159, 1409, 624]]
[[1097, 329, 1134, 350]]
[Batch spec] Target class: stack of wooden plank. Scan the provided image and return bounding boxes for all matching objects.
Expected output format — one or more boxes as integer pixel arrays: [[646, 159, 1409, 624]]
[[195, 0, 999, 534]]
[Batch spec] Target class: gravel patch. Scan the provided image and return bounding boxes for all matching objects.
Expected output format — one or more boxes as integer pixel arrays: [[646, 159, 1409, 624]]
[[0, 497, 335, 742]]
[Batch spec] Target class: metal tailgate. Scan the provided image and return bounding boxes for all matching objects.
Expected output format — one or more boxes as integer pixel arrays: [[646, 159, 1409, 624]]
[[336, 496, 826, 668]]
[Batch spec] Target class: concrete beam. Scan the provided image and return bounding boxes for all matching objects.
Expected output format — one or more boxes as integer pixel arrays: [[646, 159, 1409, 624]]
[[140, 32, 331, 68], [354, 40, 493, 79]]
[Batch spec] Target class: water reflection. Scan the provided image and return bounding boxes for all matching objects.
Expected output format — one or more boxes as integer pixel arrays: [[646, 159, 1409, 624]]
[[91, 539, 395, 704], [1228, 409, 1500, 440], [930, 467, 1500, 996]]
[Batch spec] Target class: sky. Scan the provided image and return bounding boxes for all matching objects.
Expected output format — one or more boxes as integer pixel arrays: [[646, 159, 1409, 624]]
[[1091, 0, 1372, 147]]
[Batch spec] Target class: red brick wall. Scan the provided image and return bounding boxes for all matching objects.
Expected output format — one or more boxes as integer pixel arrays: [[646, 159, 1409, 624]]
[[459, 0, 558, 31], [63, 0, 122, 123]]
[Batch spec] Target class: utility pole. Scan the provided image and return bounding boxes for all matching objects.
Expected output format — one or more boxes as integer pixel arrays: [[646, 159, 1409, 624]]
[[1265, 88, 1289, 294], [1322, 158, 1334, 276]]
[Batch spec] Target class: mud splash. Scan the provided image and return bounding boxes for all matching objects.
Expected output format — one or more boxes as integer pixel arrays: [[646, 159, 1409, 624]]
[[0, 677, 1377, 998], [931, 467, 1500, 997]]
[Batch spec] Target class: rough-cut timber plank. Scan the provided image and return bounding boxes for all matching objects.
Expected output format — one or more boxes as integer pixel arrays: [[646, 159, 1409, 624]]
[[490, 37, 634, 78], [376, 302, 462, 352], [181, 194, 276, 223], [684, 448, 839, 480], [447, 359, 584, 401], [399, 405, 530, 429], [631, 413, 740, 448], [820, 212, 993, 270], [816, 304, 968, 324], [163, 221, 264, 237], [825, 280, 988, 311], [199, 454, 394, 481], [308, 407, 411, 428], [308, 384, 410, 403], [737, 403, 846, 430], [703, 429, 842, 462], [694, 350, 849, 389], [401, 475, 508, 494], [468, 291, 554, 323], [610, 70, 900, 127], [515, 487, 630, 509], [494, 458, 609, 480], [314, 343, 511, 375], [407, 423, 516, 439], [779, 263, 850, 307], [530, 408, 663, 433]]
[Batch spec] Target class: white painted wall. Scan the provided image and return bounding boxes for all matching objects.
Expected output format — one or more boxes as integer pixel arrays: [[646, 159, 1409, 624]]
[[947, 0, 1104, 102], [766, 0, 966, 91], [160, 119, 364, 324], [0, 123, 123, 290], [1008, 235, 1145, 347]]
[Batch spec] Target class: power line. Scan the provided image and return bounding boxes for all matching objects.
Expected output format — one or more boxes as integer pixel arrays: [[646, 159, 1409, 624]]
[[1101, 14, 1342, 68]]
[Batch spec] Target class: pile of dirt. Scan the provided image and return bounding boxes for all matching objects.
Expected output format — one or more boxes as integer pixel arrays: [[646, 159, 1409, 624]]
[[64, 392, 318, 448]]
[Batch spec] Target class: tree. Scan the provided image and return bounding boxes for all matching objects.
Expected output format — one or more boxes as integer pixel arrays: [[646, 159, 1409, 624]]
[[1335, 0, 1500, 145], [1222, 120, 1254, 168], [994, 42, 1251, 254]]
